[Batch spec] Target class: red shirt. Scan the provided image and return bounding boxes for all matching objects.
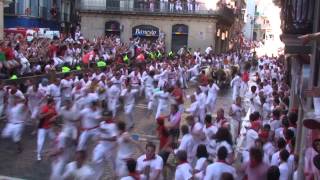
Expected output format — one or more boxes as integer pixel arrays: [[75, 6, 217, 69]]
[[48, 45, 57, 58], [39, 104, 57, 129], [172, 87, 184, 104], [157, 125, 169, 150], [199, 74, 208, 86], [3, 47, 14, 60], [242, 71, 249, 82]]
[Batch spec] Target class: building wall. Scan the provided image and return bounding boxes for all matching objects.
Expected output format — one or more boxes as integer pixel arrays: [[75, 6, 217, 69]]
[[80, 13, 217, 52], [242, 0, 255, 40]]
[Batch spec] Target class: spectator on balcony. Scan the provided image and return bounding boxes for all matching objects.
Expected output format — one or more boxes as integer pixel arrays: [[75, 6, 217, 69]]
[[160, 0, 166, 12], [195, 0, 200, 11], [149, 0, 155, 12], [169, 0, 175, 11], [176, 0, 183, 11], [187, 0, 193, 11]]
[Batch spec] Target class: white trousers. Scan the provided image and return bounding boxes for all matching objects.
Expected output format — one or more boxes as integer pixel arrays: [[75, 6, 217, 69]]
[[206, 96, 217, 114], [198, 107, 206, 123], [62, 125, 78, 140], [37, 128, 56, 155], [2, 123, 24, 142], [50, 159, 65, 180], [124, 104, 134, 128], [108, 98, 118, 118], [77, 128, 99, 150], [92, 144, 116, 179], [169, 3, 174, 11]]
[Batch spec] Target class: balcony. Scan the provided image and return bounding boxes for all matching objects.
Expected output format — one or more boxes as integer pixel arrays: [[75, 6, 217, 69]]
[[79, 0, 235, 20]]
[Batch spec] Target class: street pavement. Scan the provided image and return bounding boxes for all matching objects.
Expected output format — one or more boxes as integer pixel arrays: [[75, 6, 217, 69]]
[[0, 86, 233, 180]]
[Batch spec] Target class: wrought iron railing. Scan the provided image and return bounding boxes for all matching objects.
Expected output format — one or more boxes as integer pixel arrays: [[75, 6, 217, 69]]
[[80, 0, 222, 15], [281, 0, 314, 34]]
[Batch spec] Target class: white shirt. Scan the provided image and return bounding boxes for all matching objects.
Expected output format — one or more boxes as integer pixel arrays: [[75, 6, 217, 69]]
[[8, 103, 26, 123], [186, 101, 199, 117], [204, 162, 236, 180], [99, 121, 118, 149], [175, 162, 192, 180], [79, 108, 102, 129], [279, 162, 290, 180], [230, 104, 243, 121], [58, 105, 78, 126], [271, 151, 281, 166], [137, 154, 163, 180], [7, 89, 25, 107], [107, 85, 120, 100], [208, 83, 219, 99], [205, 46, 212, 55], [175, 134, 194, 163], [60, 79, 73, 98], [195, 92, 206, 109], [195, 157, 207, 171], [47, 84, 61, 97], [121, 89, 138, 105], [203, 125, 218, 140], [245, 129, 259, 150]]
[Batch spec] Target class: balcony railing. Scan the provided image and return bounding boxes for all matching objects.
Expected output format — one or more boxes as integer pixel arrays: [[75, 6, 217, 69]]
[[80, 0, 223, 15]]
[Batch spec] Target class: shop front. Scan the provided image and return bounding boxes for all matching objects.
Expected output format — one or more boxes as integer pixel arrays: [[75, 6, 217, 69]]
[[105, 21, 121, 36], [171, 24, 189, 53], [132, 25, 159, 42]]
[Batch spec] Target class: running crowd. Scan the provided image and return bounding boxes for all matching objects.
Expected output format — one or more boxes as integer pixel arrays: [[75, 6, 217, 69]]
[[0, 33, 320, 180]]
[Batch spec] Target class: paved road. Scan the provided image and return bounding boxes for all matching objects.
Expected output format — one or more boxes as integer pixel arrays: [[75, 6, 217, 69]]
[[0, 86, 232, 180]]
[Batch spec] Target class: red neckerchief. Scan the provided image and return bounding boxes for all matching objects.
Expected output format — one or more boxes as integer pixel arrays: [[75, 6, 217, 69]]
[[178, 160, 188, 166], [286, 139, 291, 145], [206, 123, 213, 128], [129, 172, 140, 180], [217, 159, 228, 165], [105, 118, 114, 124], [143, 154, 156, 161], [249, 159, 260, 168]]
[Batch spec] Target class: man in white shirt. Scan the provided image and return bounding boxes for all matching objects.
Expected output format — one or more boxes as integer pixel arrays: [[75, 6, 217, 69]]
[[230, 73, 241, 102], [77, 101, 102, 150], [204, 146, 237, 180], [154, 87, 170, 119], [91, 112, 118, 180], [242, 121, 260, 162], [175, 150, 193, 180], [186, 95, 199, 120], [107, 81, 121, 118], [195, 87, 207, 123], [58, 99, 79, 141], [271, 138, 287, 166], [206, 80, 220, 114], [47, 79, 62, 109], [2, 97, 28, 152], [60, 74, 73, 103], [62, 151, 95, 180], [278, 149, 290, 180], [174, 125, 195, 163], [186, 115, 206, 162], [137, 142, 163, 180], [205, 45, 213, 55], [121, 84, 139, 129]]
